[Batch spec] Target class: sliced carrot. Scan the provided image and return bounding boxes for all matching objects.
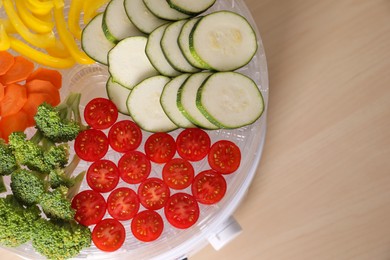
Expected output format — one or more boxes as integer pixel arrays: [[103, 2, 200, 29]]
[[0, 83, 4, 103], [0, 51, 15, 76], [22, 92, 57, 126], [25, 79, 60, 105], [26, 67, 62, 89], [0, 110, 29, 142], [0, 83, 27, 117], [0, 56, 34, 85]]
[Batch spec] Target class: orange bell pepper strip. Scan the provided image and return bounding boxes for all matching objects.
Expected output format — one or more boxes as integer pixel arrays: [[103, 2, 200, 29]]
[[53, 0, 94, 65], [3, 0, 55, 49], [14, 0, 54, 34]]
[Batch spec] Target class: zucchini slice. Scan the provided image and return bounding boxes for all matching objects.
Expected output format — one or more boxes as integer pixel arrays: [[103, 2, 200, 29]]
[[178, 17, 204, 69], [160, 74, 195, 128], [196, 72, 264, 128], [146, 24, 181, 77], [102, 0, 144, 43], [177, 72, 219, 130], [108, 36, 159, 89], [143, 0, 190, 21], [127, 75, 178, 132], [106, 77, 131, 115], [161, 19, 200, 73], [81, 13, 115, 65], [167, 0, 216, 15], [189, 11, 258, 71]]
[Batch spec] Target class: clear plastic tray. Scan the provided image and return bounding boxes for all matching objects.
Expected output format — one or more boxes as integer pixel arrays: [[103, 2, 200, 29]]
[[1, 0, 269, 259]]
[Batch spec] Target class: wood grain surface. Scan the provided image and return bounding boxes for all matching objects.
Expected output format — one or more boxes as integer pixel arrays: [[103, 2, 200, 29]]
[[1, 0, 390, 259]]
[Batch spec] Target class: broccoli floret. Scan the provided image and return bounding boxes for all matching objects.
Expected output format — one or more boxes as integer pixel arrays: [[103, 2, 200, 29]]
[[10, 169, 46, 206], [44, 143, 70, 169], [48, 154, 82, 189], [34, 93, 87, 143], [0, 195, 41, 247], [32, 219, 91, 260], [0, 139, 18, 176], [40, 186, 75, 221], [0, 177, 6, 193]]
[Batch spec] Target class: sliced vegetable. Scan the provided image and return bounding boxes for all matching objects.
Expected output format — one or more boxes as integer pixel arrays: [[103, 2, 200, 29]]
[[0, 56, 34, 85], [92, 218, 125, 252], [84, 97, 118, 130], [143, 0, 190, 21], [15, 0, 54, 34], [162, 158, 194, 190], [0, 110, 29, 142], [0, 51, 14, 76], [208, 140, 241, 174], [0, 83, 27, 117], [25, 79, 60, 105], [74, 129, 109, 162], [106, 76, 131, 115], [71, 190, 107, 226], [107, 187, 140, 221], [164, 192, 199, 229], [144, 132, 176, 164], [176, 128, 211, 162], [26, 68, 62, 89], [108, 120, 142, 153], [138, 178, 170, 210], [0, 24, 11, 51], [167, 0, 216, 15], [86, 159, 120, 193], [178, 17, 203, 69], [83, 0, 110, 24], [131, 210, 164, 242], [67, 0, 84, 40], [118, 150, 151, 184], [25, 0, 54, 16], [191, 169, 227, 204]]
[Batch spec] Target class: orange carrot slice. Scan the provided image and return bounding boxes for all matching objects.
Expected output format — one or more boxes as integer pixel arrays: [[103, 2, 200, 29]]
[[25, 79, 60, 105], [0, 51, 15, 76], [0, 83, 4, 103], [26, 67, 62, 89], [0, 110, 29, 142], [22, 92, 57, 126], [0, 56, 34, 85], [0, 83, 27, 117]]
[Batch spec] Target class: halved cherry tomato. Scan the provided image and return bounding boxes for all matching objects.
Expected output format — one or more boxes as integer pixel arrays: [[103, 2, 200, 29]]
[[107, 187, 140, 221], [86, 159, 119, 193], [92, 218, 125, 252], [84, 97, 118, 129], [144, 132, 176, 163], [138, 178, 170, 210], [176, 128, 211, 162], [71, 190, 107, 226], [191, 169, 227, 205], [162, 158, 194, 190], [118, 150, 151, 184], [131, 210, 164, 242], [164, 192, 199, 229], [208, 140, 241, 174], [74, 129, 109, 162], [108, 120, 142, 153]]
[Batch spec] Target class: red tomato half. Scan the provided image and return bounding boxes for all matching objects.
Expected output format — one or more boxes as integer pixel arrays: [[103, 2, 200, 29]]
[[118, 151, 151, 184], [208, 140, 241, 174], [71, 190, 107, 226], [84, 98, 118, 129], [108, 120, 142, 153], [107, 187, 140, 221], [131, 210, 164, 242], [164, 192, 199, 229], [87, 159, 120, 193], [138, 178, 170, 210], [74, 129, 109, 162], [92, 218, 125, 252], [144, 132, 176, 163], [191, 170, 227, 205], [176, 128, 211, 161], [162, 158, 194, 190]]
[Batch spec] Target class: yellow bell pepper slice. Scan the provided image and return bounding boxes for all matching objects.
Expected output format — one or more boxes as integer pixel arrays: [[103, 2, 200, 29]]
[[45, 38, 71, 58], [83, 0, 109, 24], [15, 0, 54, 34], [3, 0, 55, 49], [53, 0, 94, 65], [9, 36, 75, 69], [0, 18, 17, 34], [25, 0, 53, 16], [67, 0, 83, 40], [0, 25, 11, 51]]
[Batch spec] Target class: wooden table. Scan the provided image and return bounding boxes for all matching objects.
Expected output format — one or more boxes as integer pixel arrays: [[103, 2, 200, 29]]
[[2, 0, 390, 259]]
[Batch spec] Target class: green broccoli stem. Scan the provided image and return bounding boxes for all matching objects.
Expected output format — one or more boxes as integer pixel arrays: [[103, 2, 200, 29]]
[[67, 171, 85, 200], [0, 176, 6, 193]]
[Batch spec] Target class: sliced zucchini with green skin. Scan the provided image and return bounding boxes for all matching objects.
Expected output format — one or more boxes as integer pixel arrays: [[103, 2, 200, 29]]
[[167, 0, 216, 15], [196, 72, 264, 128], [178, 17, 205, 69], [143, 0, 190, 21], [108, 36, 159, 89], [177, 72, 219, 130], [146, 24, 181, 77], [161, 19, 200, 73], [127, 75, 178, 132], [189, 11, 258, 71], [106, 77, 131, 115], [160, 74, 195, 128], [81, 13, 115, 65], [124, 0, 169, 34], [102, 0, 144, 43]]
